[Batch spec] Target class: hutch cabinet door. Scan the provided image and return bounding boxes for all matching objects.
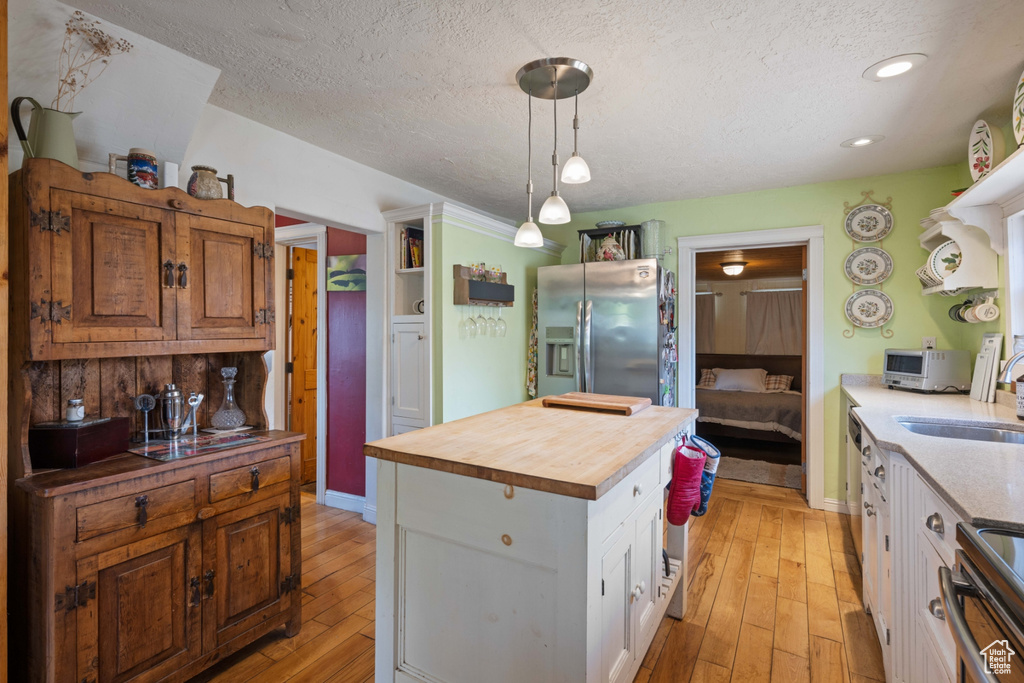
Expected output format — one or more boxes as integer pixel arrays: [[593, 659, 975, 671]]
[[50, 189, 178, 344], [178, 214, 268, 341], [77, 524, 202, 683], [202, 493, 293, 650], [391, 321, 429, 425]]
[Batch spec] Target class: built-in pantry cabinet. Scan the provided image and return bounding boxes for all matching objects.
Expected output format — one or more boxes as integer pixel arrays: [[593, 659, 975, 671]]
[[854, 417, 963, 683]]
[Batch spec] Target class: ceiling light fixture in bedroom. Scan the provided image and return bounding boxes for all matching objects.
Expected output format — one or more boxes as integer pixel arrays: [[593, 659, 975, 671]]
[[721, 261, 747, 276], [515, 58, 594, 229]]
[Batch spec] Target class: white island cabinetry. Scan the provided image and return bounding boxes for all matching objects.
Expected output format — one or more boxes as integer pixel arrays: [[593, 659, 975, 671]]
[[365, 399, 697, 683]]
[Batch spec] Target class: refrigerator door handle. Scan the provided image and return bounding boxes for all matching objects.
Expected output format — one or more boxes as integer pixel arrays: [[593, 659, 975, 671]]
[[583, 300, 594, 393], [574, 301, 584, 392]]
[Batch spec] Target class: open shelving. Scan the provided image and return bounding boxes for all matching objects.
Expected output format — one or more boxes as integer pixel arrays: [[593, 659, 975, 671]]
[[917, 214, 999, 295]]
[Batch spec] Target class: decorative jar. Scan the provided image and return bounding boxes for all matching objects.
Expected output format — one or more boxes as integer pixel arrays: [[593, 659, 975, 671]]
[[187, 165, 222, 200], [127, 148, 158, 189], [596, 235, 626, 261]]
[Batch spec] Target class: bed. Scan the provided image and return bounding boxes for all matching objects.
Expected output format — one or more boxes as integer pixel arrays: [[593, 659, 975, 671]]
[[694, 353, 803, 444]]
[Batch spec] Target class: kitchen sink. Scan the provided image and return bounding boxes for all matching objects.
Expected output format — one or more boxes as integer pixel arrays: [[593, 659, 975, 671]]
[[897, 418, 1024, 445]]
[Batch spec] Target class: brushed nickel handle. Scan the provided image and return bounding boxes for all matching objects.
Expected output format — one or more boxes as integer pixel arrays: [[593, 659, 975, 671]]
[[864, 502, 876, 517], [862, 445, 872, 457], [926, 512, 944, 535], [928, 597, 945, 621], [873, 465, 885, 481]]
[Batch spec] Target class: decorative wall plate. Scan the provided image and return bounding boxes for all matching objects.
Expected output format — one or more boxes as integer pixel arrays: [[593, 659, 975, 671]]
[[929, 240, 962, 280], [968, 120, 1005, 182], [845, 289, 894, 328], [845, 204, 893, 242], [845, 247, 893, 286], [1015, 66, 1024, 146]]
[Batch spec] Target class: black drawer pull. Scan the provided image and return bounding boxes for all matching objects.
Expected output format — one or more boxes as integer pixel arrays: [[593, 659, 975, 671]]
[[178, 262, 189, 289], [189, 577, 201, 607], [163, 260, 175, 288], [135, 495, 149, 528], [204, 569, 215, 599], [250, 466, 260, 492]]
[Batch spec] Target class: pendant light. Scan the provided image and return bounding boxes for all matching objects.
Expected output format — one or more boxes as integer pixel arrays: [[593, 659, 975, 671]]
[[515, 58, 593, 231], [514, 88, 543, 248], [560, 89, 591, 184]]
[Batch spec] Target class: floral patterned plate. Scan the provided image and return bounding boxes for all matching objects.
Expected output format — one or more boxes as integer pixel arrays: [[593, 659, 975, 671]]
[[845, 204, 893, 242], [968, 119, 1005, 182], [845, 247, 893, 286], [845, 289, 894, 328], [929, 240, 962, 280], [1014, 66, 1024, 146]]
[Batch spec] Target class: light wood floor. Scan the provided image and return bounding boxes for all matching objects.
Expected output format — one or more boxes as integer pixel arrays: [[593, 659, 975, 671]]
[[190, 479, 883, 683]]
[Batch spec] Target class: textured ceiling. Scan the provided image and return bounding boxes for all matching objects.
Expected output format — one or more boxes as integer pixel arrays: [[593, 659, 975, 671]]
[[70, 0, 1024, 222]]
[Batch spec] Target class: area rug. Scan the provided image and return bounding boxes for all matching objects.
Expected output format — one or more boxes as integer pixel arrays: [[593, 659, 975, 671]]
[[715, 455, 802, 489]]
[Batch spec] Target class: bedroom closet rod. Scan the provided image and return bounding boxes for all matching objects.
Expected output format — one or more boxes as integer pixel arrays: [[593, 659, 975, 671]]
[[740, 287, 802, 295]]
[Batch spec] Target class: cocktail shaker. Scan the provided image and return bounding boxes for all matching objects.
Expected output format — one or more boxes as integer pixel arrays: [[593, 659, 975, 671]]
[[157, 383, 186, 439]]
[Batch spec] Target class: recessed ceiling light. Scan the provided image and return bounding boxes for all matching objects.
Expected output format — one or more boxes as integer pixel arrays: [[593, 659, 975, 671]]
[[721, 261, 747, 276], [840, 135, 885, 148], [862, 54, 927, 82]]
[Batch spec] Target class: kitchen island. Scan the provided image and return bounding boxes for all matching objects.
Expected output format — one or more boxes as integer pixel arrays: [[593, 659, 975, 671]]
[[364, 398, 697, 683]]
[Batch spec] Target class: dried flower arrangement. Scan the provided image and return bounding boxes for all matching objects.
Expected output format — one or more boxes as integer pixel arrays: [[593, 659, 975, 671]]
[[52, 10, 133, 112]]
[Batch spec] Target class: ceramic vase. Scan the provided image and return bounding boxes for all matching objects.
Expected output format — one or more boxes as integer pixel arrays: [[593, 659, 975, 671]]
[[127, 148, 158, 189], [11, 96, 81, 169], [187, 165, 223, 200], [596, 235, 626, 261]]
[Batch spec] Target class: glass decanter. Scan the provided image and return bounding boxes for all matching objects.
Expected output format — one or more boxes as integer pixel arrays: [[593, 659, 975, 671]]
[[211, 367, 246, 429]]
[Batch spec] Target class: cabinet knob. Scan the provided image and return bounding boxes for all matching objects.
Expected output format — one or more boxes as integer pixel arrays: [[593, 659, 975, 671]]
[[928, 598, 945, 621], [862, 445, 872, 457], [873, 465, 885, 482], [196, 506, 216, 521], [168, 198, 185, 210], [925, 512, 944, 535], [864, 502, 876, 517], [631, 581, 646, 601], [633, 483, 643, 497]]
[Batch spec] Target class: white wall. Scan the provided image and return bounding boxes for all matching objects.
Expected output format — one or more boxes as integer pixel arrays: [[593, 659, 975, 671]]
[[9, 0, 218, 172]]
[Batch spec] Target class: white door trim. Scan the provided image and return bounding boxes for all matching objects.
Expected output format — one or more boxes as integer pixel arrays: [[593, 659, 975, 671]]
[[274, 223, 329, 507], [677, 225, 826, 510]]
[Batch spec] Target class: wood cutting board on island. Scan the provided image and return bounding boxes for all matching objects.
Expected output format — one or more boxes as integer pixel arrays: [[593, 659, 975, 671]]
[[365, 397, 698, 683]]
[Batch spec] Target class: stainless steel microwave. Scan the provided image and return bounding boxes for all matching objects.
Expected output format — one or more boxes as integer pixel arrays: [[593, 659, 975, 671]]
[[882, 348, 971, 392]]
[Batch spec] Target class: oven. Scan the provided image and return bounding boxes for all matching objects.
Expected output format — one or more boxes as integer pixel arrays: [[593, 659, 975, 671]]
[[941, 524, 1024, 682]]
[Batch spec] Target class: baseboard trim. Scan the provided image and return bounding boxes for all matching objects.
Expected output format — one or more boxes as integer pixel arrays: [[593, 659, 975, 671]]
[[324, 489, 366, 514], [822, 497, 852, 515], [362, 503, 377, 525]]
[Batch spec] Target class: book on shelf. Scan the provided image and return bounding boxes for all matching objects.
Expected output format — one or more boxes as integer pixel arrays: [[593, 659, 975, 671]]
[[401, 226, 424, 270]]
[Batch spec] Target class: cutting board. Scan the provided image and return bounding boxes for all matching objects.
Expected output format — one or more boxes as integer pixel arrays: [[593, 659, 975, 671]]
[[541, 392, 652, 416]]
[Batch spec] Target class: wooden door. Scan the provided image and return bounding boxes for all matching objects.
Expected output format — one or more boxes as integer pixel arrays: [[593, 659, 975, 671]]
[[391, 321, 428, 426], [49, 189, 178, 344], [202, 494, 292, 651], [290, 247, 318, 485], [600, 527, 634, 683], [178, 214, 266, 341], [78, 524, 202, 683]]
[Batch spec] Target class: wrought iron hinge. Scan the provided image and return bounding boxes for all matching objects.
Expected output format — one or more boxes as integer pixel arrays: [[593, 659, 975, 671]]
[[30, 299, 51, 323], [55, 580, 96, 612], [802, 268, 808, 281], [601, 579, 605, 596], [31, 209, 70, 235], [30, 299, 70, 325], [284, 361, 294, 374], [52, 301, 71, 325], [254, 241, 274, 259], [659, 508, 662, 520], [281, 506, 299, 524], [280, 574, 300, 594], [885, 628, 890, 646], [286, 268, 294, 280], [255, 308, 276, 325], [885, 535, 890, 552]]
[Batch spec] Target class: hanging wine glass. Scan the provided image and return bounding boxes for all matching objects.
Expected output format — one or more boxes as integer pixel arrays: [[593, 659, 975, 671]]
[[495, 307, 507, 337], [458, 307, 468, 340], [466, 307, 477, 338], [475, 306, 487, 335], [485, 306, 497, 337]]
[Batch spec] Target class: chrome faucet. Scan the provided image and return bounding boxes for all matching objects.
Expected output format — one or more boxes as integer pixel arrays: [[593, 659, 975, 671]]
[[998, 350, 1024, 383]]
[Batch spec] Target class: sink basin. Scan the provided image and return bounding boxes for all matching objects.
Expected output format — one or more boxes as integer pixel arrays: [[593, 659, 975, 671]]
[[897, 418, 1024, 445]]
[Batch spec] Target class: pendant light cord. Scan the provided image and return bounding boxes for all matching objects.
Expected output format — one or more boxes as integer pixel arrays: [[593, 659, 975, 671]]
[[526, 89, 533, 221], [551, 69, 559, 195], [573, 89, 579, 153]]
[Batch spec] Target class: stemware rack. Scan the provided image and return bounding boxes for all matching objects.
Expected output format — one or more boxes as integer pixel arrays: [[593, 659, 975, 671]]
[[453, 264, 515, 307]]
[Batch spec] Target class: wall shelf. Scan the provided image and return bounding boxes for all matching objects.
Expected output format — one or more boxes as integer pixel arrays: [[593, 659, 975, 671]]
[[944, 142, 1024, 254], [453, 264, 514, 307], [918, 215, 998, 295], [395, 267, 425, 275]]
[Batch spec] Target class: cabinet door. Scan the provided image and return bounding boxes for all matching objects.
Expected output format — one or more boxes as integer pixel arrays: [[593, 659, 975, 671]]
[[861, 462, 877, 614], [392, 322, 429, 424], [600, 527, 634, 683], [50, 189, 178, 344], [178, 214, 267, 341], [633, 493, 663, 646], [77, 524, 202, 683], [203, 493, 293, 650]]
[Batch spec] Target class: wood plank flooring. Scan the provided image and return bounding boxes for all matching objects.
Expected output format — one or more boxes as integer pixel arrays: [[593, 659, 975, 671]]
[[189, 480, 884, 683]]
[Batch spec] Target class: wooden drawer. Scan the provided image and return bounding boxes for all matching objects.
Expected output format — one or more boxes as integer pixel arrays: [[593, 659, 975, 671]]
[[915, 474, 962, 566], [77, 479, 196, 541], [210, 455, 291, 503]]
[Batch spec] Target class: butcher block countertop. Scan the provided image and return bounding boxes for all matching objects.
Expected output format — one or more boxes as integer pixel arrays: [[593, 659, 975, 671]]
[[364, 399, 697, 500]]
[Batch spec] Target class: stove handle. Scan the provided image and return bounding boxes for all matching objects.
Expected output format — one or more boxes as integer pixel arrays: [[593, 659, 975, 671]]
[[939, 566, 997, 683]]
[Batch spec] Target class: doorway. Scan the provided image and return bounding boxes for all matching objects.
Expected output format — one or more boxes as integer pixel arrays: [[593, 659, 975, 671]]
[[693, 245, 806, 490], [678, 226, 826, 510], [289, 247, 318, 486]]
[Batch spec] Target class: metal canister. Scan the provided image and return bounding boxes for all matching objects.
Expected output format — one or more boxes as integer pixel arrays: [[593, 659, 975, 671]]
[[157, 383, 185, 439]]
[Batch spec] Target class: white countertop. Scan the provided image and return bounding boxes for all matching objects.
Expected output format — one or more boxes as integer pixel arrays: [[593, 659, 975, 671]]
[[843, 380, 1024, 530]]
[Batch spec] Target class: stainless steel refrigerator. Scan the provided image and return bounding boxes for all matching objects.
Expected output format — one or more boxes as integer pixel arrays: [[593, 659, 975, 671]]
[[537, 259, 677, 405]]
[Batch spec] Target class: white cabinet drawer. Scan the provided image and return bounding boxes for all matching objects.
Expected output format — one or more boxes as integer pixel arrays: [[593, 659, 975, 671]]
[[592, 452, 663, 546], [915, 537, 955, 681], [915, 474, 962, 566]]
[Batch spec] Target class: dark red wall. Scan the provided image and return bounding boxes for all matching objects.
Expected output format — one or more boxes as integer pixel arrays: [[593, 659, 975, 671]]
[[275, 215, 306, 227], [326, 228, 367, 496]]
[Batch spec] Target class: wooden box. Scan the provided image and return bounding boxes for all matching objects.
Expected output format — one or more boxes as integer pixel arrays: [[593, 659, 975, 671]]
[[28, 416, 131, 469]]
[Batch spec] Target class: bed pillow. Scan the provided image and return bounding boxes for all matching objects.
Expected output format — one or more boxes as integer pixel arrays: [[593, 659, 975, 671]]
[[765, 374, 794, 393], [712, 367, 768, 392], [697, 368, 717, 389]]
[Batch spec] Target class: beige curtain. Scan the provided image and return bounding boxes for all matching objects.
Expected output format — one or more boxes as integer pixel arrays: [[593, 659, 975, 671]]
[[695, 295, 715, 354], [745, 291, 802, 355]]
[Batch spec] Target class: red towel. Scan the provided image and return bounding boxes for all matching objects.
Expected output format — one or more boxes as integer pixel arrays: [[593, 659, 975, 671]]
[[666, 441, 706, 526]]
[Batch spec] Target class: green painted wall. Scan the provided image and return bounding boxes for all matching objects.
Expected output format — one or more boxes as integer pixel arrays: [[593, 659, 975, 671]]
[[432, 217, 562, 423], [545, 164, 965, 502]]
